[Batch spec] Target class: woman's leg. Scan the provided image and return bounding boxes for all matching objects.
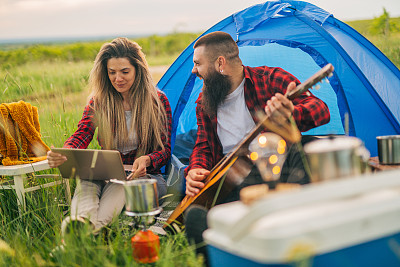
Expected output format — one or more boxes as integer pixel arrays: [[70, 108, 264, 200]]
[[96, 182, 126, 230], [69, 179, 104, 226]]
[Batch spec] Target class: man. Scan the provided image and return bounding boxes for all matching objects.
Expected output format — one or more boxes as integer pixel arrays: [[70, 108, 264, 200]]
[[185, 31, 330, 198], [183, 31, 330, 263]]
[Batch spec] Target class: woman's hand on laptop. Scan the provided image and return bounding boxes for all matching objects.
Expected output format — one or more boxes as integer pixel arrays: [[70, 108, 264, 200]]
[[47, 149, 67, 168], [128, 156, 151, 180]]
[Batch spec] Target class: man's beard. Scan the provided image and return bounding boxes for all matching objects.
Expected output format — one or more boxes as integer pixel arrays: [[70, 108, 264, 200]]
[[201, 69, 232, 115]]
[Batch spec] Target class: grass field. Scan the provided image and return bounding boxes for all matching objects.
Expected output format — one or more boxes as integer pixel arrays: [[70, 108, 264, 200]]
[[0, 18, 399, 266]]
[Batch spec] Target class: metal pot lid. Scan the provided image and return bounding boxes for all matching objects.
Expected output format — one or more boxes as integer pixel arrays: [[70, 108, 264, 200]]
[[304, 136, 362, 154], [377, 135, 400, 140]]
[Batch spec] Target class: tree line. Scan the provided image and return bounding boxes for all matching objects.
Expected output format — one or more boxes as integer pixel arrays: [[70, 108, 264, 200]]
[[0, 32, 199, 69]]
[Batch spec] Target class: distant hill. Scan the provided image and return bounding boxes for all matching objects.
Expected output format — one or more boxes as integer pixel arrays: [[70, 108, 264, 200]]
[[0, 34, 151, 46], [1, 17, 399, 69], [1, 16, 399, 46]]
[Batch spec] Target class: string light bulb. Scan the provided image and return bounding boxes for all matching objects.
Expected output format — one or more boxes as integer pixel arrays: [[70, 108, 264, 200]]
[[249, 132, 288, 182]]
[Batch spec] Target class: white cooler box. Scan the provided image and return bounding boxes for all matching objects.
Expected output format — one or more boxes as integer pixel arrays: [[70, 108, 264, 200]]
[[204, 169, 400, 267]]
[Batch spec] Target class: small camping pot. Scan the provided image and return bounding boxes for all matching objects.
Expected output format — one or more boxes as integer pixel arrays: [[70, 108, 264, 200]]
[[304, 136, 370, 183], [111, 178, 162, 216], [377, 135, 400, 165]]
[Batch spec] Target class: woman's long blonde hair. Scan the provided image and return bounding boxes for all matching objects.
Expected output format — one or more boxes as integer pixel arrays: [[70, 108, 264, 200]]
[[89, 37, 167, 156]]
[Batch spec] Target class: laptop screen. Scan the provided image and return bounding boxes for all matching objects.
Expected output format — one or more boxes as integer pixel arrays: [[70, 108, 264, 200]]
[[51, 148, 127, 180]]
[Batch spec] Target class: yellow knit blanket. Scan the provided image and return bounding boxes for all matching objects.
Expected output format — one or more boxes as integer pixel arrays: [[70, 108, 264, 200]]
[[0, 101, 50, 166]]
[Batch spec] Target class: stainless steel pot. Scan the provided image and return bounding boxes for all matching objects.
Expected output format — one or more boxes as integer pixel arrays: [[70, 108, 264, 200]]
[[111, 178, 162, 217], [377, 135, 400, 165], [304, 136, 370, 182]]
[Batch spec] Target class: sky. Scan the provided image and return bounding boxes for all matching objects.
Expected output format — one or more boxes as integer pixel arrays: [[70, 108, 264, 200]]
[[0, 0, 399, 41]]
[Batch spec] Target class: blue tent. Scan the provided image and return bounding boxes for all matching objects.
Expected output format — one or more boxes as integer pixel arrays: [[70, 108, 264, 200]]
[[157, 0, 400, 157]]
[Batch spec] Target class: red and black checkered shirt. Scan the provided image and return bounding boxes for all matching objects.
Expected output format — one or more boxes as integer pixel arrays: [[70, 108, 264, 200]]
[[185, 65, 330, 175], [64, 91, 172, 174]]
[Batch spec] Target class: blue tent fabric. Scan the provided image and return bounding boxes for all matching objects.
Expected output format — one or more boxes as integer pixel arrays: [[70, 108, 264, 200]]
[[157, 0, 400, 157]]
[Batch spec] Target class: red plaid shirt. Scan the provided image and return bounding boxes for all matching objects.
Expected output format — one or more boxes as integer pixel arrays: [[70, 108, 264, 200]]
[[64, 91, 172, 174], [186, 65, 330, 175]]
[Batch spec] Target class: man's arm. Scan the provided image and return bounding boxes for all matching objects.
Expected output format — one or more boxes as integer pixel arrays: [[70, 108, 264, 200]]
[[291, 91, 330, 132], [185, 98, 215, 174], [185, 98, 214, 196], [265, 67, 330, 132]]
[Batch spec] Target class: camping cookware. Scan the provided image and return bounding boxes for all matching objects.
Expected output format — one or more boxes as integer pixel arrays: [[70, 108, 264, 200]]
[[304, 136, 370, 182], [111, 178, 162, 216], [377, 135, 400, 165], [131, 229, 160, 263]]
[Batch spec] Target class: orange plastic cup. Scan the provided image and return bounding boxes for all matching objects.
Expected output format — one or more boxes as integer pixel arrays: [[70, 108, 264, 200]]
[[131, 230, 160, 263]]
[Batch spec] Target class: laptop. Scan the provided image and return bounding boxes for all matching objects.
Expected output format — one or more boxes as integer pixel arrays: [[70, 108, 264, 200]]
[[51, 148, 129, 180]]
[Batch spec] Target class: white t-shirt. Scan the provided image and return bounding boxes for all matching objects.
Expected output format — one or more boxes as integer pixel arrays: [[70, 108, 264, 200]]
[[117, 110, 138, 154], [217, 79, 256, 154]]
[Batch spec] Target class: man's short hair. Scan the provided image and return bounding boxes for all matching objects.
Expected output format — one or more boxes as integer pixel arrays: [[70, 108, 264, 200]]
[[193, 31, 239, 62]]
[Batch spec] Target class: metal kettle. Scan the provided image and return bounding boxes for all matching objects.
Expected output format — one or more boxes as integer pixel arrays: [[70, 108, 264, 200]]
[[304, 136, 370, 183]]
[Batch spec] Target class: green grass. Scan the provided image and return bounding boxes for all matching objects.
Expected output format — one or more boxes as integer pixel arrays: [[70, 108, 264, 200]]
[[346, 17, 400, 35], [0, 186, 203, 266], [365, 33, 400, 68], [0, 179, 204, 266], [0, 61, 200, 264], [346, 17, 400, 68], [0, 33, 200, 70], [0, 60, 204, 266], [1, 61, 91, 102]]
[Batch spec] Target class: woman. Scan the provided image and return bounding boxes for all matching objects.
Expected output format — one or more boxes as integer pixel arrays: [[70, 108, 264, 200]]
[[47, 37, 171, 231]]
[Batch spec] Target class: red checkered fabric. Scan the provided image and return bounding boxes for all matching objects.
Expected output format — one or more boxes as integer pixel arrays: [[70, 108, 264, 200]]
[[64, 91, 172, 174], [185, 65, 330, 175]]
